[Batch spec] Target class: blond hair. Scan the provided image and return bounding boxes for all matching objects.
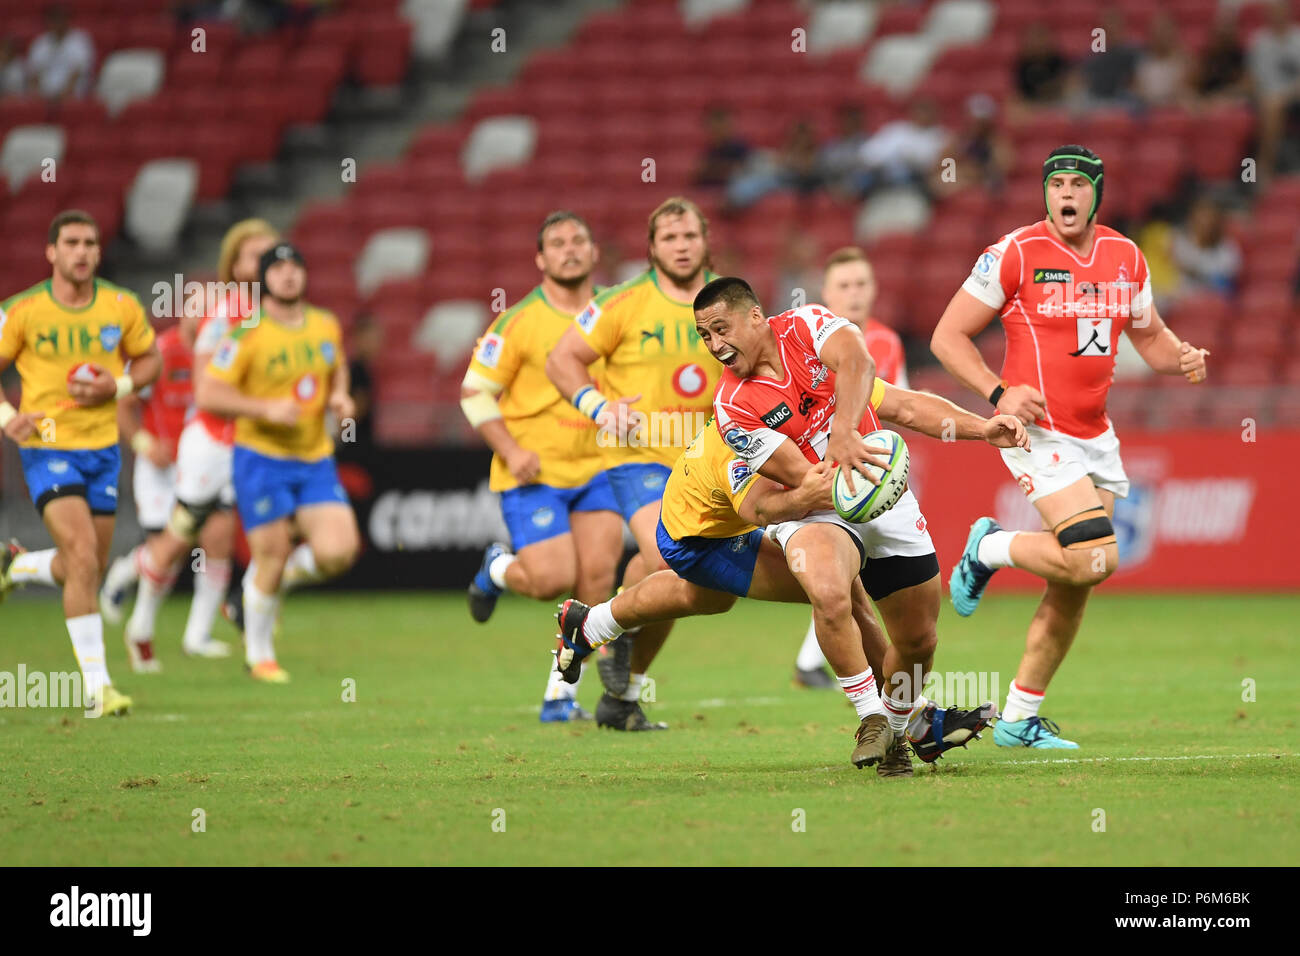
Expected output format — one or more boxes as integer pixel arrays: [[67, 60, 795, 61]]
[[217, 218, 278, 284], [824, 246, 872, 274], [647, 196, 709, 245]]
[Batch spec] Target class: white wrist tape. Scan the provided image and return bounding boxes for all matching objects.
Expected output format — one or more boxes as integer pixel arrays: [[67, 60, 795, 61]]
[[460, 369, 504, 428], [130, 430, 156, 455], [572, 385, 608, 420], [0, 401, 16, 429], [115, 374, 134, 399]]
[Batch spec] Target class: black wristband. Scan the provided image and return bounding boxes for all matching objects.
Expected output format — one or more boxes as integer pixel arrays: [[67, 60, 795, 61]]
[[989, 384, 1006, 408]]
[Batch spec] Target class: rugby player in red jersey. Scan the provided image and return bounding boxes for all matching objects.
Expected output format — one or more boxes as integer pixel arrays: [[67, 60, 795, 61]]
[[932, 146, 1209, 749], [700, 278, 1026, 767]]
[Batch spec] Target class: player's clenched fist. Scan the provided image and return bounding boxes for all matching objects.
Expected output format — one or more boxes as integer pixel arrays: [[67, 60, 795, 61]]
[[995, 384, 1046, 425], [261, 397, 300, 426], [827, 425, 891, 495], [505, 445, 541, 484], [328, 390, 356, 423], [2, 410, 45, 443], [594, 392, 641, 445], [795, 460, 835, 512], [1179, 341, 1209, 384], [67, 364, 117, 407], [982, 413, 1031, 450]]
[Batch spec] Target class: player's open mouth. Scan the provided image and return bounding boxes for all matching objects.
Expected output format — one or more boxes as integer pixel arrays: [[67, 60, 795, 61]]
[[718, 349, 737, 367], [1060, 204, 1078, 224]]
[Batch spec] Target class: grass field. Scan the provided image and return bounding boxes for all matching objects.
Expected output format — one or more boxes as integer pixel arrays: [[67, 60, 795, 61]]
[[0, 590, 1295, 866]]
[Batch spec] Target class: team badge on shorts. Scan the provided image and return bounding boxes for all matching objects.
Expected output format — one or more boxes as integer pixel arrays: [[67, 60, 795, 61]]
[[47, 458, 69, 475], [532, 507, 555, 528], [641, 471, 665, 491]]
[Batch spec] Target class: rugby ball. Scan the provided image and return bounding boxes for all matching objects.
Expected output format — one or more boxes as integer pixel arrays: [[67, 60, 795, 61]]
[[832, 429, 909, 523], [66, 362, 104, 384]]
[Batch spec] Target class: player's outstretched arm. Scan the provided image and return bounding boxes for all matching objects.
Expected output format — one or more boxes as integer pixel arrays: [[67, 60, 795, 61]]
[[739, 464, 835, 527], [876, 383, 1030, 449], [1125, 301, 1210, 382], [195, 375, 297, 426]]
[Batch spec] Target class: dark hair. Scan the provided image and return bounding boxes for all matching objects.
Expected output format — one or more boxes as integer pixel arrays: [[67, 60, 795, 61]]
[[48, 209, 99, 245], [694, 276, 760, 315], [537, 210, 591, 251]]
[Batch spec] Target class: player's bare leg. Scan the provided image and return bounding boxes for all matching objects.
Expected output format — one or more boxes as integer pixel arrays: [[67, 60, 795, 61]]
[[785, 523, 893, 767], [501, 533, 578, 601], [243, 517, 294, 682]]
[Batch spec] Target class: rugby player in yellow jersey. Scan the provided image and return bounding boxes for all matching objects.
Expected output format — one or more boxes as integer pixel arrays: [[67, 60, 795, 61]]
[[196, 242, 360, 683], [461, 211, 623, 722], [551, 416, 998, 773], [0, 210, 162, 717], [546, 197, 717, 731]]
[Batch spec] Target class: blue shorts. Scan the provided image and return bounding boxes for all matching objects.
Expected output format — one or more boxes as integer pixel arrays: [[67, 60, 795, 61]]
[[19, 445, 121, 516], [500, 472, 619, 551], [605, 462, 672, 523], [655, 518, 764, 598], [232, 446, 348, 530]]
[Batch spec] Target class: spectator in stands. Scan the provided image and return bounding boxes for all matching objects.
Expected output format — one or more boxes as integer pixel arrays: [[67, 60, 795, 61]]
[[1082, 7, 1140, 106], [774, 231, 822, 311], [0, 36, 26, 97], [1195, 15, 1251, 101], [1169, 196, 1242, 299], [25, 4, 94, 100], [778, 119, 821, 196], [725, 119, 823, 210], [1014, 22, 1068, 104], [1248, 0, 1300, 180], [818, 104, 872, 199], [859, 98, 948, 194], [935, 93, 1012, 197], [694, 107, 752, 189], [339, 315, 381, 457], [1135, 12, 1194, 108]]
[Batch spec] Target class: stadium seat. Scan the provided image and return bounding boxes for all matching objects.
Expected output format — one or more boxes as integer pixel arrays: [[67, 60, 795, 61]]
[[404, 0, 469, 60], [356, 18, 413, 87], [124, 158, 197, 253], [681, 0, 750, 27], [355, 227, 432, 297], [855, 187, 932, 242], [924, 0, 994, 50], [460, 116, 537, 181], [1, 125, 65, 193], [807, 0, 878, 54], [412, 300, 489, 369], [96, 49, 166, 117], [860, 34, 938, 95]]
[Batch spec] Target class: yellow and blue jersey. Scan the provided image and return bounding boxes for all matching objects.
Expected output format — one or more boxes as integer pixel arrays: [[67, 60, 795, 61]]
[[660, 417, 761, 540]]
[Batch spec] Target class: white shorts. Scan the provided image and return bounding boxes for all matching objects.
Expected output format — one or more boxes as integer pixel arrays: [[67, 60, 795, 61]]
[[1000, 423, 1130, 503], [174, 420, 235, 508], [766, 489, 936, 568], [133, 457, 176, 531]]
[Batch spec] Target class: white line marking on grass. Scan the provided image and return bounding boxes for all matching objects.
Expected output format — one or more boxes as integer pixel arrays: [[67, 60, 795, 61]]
[[995, 752, 1297, 766]]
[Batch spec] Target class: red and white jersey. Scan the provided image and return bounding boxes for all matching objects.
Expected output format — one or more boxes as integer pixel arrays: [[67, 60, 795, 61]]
[[138, 327, 192, 461], [860, 317, 908, 388], [714, 305, 882, 472], [191, 291, 244, 445], [962, 219, 1152, 439]]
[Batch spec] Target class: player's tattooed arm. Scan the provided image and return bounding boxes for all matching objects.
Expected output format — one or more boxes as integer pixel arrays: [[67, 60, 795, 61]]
[[739, 464, 834, 526], [1125, 302, 1210, 382], [877, 384, 1030, 448]]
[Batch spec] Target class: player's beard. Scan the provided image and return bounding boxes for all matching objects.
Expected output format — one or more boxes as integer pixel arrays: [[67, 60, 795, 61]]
[[545, 268, 591, 291], [650, 249, 709, 286]]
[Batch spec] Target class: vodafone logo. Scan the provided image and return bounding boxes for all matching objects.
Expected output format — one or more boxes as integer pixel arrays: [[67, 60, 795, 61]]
[[672, 363, 707, 398], [295, 374, 317, 401]]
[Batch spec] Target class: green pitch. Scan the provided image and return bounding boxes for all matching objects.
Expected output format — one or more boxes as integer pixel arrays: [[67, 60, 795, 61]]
[[0, 591, 1295, 866]]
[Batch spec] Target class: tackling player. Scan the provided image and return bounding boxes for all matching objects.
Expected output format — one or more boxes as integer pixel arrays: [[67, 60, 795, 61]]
[[545, 197, 718, 731], [790, 246, 912, 689], [555, 414, 999, 776], [106, 219, 279, 669], [931, 145, 1210, 748], [699, 278, 1026, 766], [0, 210, 161, 716], [196, 242, 360, 682], [462, 211, 624, 722]]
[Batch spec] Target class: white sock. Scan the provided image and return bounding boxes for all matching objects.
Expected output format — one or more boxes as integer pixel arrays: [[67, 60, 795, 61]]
[[1003, 680, 1045, 722], [795, 617, 826, 670], [104, 547, 141, 593], [280, 544, 322, 593], [243, 582, 280, 666], [66, 613, 111, 698], [488, 553, 515, 590], [126, 546, 178, 642], [905, 694, 931, 741], [183, 558, 230, 649], [9, 548, 56, 587], [581, 600, 625, 648], [838, 667, 885, 719], [619, 672, 645, 703], [543, 660, 579, 701], [976, 530, 1018, 569], [883, 688, 914, 737]]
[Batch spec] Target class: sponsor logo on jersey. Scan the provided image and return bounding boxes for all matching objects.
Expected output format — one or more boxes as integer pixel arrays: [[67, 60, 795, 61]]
[[728, 458, 752, 494], [723, 427, 752, 452], [213, 339, 238, 370], [1070, 318, 1111, 356], [295, 373, 318, 400], [476, 332, 503, 368], [672, 362, 707, 398], [576, 301, 601, 334], [761, 402, 793, 429], [797, 392, 816, 415], [1033, 269, 1072, 283], [98, 325, 122, 351]]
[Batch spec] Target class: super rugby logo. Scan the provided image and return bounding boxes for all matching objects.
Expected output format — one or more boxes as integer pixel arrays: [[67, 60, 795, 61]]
[[761, 402, 793, 429], [728, 458, 752, 494], [476, 333, 503, 368], [672, 363, 707, 398], [576, 301, 601, 334], [723, 427, 751, 452]]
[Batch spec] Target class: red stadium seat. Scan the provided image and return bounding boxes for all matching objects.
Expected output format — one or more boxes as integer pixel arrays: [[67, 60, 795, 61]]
[[355, 20, 412, 88]]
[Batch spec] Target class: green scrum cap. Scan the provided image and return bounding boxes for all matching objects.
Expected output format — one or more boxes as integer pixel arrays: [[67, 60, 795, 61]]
[[1043, 145, 1104, 222]]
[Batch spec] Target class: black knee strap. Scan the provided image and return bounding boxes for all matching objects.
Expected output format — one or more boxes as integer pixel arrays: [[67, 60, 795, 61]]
[[1057, 515, 1114, 548]]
